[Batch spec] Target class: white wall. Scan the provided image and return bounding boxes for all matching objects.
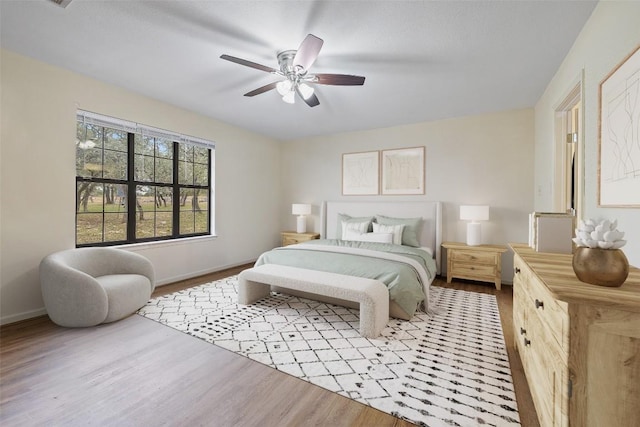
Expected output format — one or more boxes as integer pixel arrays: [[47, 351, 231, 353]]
[[11, 0, 635, 325], [0, 49, 282, 324], [534, 1, 640, 266], [280, 109, 535, 282]]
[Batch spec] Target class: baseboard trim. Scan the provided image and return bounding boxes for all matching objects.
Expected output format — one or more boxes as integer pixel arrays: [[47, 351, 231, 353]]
[[1, 307, 48, 326]]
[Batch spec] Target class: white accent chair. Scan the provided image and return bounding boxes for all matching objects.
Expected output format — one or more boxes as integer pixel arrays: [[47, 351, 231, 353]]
[[40, 248, 155, 327]]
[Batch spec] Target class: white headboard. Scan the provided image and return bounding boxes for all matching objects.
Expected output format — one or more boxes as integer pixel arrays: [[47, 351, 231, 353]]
[[321, 201, 442, 274]]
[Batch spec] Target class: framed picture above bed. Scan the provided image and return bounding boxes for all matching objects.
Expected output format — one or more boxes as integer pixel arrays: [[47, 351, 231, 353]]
[[342, 150, 379, 195], [381, 146, 425, 195]]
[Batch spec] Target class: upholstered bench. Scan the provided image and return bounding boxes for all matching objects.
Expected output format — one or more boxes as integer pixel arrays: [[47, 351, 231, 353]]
[[238, 264, 389, 338]]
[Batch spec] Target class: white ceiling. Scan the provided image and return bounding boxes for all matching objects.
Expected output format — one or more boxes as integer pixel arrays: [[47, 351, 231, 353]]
[[0, 0, 597, 141]]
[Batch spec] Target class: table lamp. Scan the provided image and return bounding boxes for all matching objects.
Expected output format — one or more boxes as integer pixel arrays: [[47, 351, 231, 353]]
[[292, 203, 312, 233], [460, 205, 489, 246]]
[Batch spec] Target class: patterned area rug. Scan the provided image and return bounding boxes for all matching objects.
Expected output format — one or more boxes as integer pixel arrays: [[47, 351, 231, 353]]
[[138, 276, 520, 426]]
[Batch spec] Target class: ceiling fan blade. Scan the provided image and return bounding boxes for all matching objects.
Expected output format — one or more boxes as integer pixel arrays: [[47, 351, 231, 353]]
[[220, 54, 278, 74], [244, 82, 279, 97], [293, 34, 324, 71], [295, 87, 320, 107], [313, 74, 365, 86]]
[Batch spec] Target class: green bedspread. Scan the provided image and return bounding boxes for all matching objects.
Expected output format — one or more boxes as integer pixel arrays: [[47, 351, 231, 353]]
[[254, 239, 436, 316]]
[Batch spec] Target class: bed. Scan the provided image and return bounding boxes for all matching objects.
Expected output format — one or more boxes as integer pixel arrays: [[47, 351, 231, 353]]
[[253, 200, 442, 320]]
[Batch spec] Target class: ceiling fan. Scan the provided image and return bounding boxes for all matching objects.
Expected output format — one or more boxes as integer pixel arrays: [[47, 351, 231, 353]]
[[220, 34, 365, 107]]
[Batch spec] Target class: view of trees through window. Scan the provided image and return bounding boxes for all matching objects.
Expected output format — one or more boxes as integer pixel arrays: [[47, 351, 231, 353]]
[[76, 117, 211, 246]]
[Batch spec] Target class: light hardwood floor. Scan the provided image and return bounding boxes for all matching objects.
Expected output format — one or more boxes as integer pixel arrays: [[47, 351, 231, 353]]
[[0, 266, 539, 426]]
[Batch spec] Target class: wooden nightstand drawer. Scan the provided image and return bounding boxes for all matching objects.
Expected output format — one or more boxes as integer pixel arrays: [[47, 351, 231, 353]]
[[281, 231, 320, 247], [451, 250, 497, 265], [450, 262, 496, 278], [282, 236, 306, 246], [442, 242, 507, 290]]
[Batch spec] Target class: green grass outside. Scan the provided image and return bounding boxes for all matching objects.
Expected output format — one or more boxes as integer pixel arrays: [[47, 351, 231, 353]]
[[76, 198, 208, 244]]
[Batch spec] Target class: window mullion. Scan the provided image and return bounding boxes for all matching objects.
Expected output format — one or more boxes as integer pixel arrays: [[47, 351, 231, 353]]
[[207, 149, 212, 232], [127, 132, 136, 242], [172, 141, 180, 238]]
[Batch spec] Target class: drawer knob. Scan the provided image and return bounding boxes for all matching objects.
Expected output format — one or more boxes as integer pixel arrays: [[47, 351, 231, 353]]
[[524, 337, 531, 347], [514, 267, 521, 274], [520, 327, 526, 335], [535, 299, 544, 309]]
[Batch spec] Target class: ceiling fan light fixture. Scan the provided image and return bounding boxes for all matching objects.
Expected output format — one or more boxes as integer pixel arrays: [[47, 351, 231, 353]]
[[298, 83, 314, 100], [276, 80, 293, 96], [221, 34, 365, 108], [282, 91, 295, 104]]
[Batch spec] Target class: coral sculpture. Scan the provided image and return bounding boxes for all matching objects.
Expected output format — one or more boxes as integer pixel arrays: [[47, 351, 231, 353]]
[[573, 219, 626, 249]]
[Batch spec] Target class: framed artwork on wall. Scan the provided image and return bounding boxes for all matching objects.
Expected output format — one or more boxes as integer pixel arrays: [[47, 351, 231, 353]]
[[342, 150, 379, 195], [598, 44, 640, 207], [381, 146, 425, 195]]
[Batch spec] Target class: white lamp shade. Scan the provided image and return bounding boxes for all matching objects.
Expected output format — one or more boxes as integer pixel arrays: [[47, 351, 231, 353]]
[[460, 205, 489, 222], [282, 91, 295, 104], [292, 204, 312, 216], [276, 80, 293, 96], [298, 83, 314, 100]]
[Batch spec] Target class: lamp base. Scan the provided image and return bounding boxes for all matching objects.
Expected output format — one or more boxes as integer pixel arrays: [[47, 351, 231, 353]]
[[466, 222, 482, 246], [296, 216, 306, 234]]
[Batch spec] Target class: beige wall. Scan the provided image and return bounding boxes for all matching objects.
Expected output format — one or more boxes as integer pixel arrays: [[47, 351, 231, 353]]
[[0, 49, 282, 324], [534, 1, 640, 266], [280, 109, 535, 282]]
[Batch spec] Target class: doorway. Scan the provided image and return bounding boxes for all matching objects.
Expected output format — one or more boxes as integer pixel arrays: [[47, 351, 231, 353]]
[[554, 78, 583, 220]]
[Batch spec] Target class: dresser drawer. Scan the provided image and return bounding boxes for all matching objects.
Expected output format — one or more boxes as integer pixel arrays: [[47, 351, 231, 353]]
[[513, 278, 529, 356], [516, 285, 567, 427], [522, 275, 568, 353], [451, 250, 497, 265], [526, 320, 566, 427], [515, 258, 567, 346]]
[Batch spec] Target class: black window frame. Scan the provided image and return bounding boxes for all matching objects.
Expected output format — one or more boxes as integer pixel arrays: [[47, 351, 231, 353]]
[[75, 115, 212, 247]]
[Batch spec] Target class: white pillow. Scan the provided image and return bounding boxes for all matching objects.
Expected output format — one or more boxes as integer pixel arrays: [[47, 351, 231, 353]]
[[372, 223, 405, 245], [341, 220, 370, 239], [344, 231, 393, 244], [336, 214, 374, 237]]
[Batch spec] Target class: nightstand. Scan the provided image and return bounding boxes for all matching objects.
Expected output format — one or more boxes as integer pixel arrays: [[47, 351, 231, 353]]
[[442, 241, 508, 290], [281, 231, 320, 246]]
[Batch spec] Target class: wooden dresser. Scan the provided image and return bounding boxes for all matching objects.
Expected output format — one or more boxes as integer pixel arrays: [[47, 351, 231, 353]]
[[510, 244, 640, 427]]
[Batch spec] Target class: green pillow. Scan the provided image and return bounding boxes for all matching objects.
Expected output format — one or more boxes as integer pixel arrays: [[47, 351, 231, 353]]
[[336, 213, 374, 238], [375, 215, 422, 247]]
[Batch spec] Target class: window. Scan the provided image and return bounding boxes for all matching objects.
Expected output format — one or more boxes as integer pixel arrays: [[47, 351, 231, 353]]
[[76, 111, 214, 246]]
